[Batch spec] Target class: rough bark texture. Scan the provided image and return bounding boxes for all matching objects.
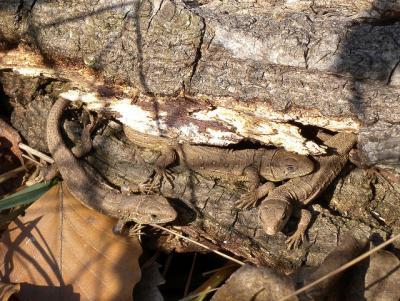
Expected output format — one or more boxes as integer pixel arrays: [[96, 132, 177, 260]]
[[0, 0, 400, 170], [1, 0, 400, 275], [1, 72, 399, 275]]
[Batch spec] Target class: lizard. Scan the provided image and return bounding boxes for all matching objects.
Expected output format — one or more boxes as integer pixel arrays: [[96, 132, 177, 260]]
[[259, 131, 357, 249], [123, 126, 315, 209], [46, 97, 177, 227]]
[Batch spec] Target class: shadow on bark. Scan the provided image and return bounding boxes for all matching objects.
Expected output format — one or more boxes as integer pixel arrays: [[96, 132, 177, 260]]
[[330, 0, 400, 120]]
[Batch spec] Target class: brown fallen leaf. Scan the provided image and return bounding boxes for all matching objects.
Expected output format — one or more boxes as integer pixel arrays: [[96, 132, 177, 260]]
[[0, 183, 142, 301]]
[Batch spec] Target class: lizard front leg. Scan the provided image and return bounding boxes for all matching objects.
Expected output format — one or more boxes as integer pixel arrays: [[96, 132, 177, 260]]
[[236, 167, 275, 209], [285, 208, 312, 249], [236, 182, 276, 209]]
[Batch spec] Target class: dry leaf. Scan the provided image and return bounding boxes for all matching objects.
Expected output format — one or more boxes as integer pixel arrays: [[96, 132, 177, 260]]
[[0, 183, 142, 301]]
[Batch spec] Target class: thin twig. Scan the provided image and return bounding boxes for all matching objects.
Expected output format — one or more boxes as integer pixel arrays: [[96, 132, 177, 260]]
[[18, 143, 54, 164], [278, 232, 400, 301], [22, 154, 44, 166], [0, 163, 33, 184], [184, 253, 197, 297], [149, 224, 245, 266]]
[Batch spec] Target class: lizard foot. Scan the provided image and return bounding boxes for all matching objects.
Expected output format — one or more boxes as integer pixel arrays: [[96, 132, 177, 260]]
[[285, 230, 305, 249], [235, 191, 258, 209], [128, 223, 144, 237], [138, 180, 161, 194], [139, 168, 175, 193], [113, 219, 144, 239], [154, 167, 175, 188]]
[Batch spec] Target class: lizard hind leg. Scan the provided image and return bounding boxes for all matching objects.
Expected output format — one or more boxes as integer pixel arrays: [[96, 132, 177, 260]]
[[141, 147, 176, 193], [139, 167, 175, 194]]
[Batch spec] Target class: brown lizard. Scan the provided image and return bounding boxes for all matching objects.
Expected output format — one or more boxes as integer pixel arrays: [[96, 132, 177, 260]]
[[124, 126, 315, 209], [46, 97, 177, 226], [0, 117, 24, 166], [259, 131, 357, 248]]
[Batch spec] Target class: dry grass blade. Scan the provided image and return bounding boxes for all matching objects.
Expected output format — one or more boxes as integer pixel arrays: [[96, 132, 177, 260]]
[[150, 224, 245, 266], [185, 262, 238, 301], [183, 253, 197, 297], [179, 288, 218, 301], [278, 232, 400, 301], [21, 154, 44, 167], [18, 143, 54, 164], [202, 264, 238, 276]]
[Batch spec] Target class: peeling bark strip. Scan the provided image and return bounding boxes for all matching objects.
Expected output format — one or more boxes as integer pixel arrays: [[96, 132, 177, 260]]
[[62, 89, 330, 155], [1, 0, 400, 169]]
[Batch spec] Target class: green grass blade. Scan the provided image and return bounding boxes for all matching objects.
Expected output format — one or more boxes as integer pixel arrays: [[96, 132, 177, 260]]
[[0, 180, 57, 211]]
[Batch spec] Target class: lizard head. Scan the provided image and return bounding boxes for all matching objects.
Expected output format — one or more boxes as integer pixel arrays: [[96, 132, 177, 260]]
[[124, 195, 177, 224], [261, 149, 314, 181], [259, 199, 292, 235]]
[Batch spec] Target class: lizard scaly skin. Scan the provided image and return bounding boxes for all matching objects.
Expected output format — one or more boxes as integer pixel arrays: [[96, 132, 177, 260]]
[[259, 132, 357, 248], [124, 126, 314, 209], [46, 98, 177, 225]]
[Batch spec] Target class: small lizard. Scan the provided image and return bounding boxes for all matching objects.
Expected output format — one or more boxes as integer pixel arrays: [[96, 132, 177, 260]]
[[124, 126, 315, 209], [46, 98, 177, 226], [259, 131, 357, 248]]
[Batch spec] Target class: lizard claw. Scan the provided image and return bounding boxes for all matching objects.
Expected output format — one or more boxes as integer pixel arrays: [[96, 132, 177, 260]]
[[138, 180, 161, 194], [128, 223, 144, 237], [285, 231, 305, 249], [137, 166, 175, 194], [235, 191, 258, 209], [160, 168, 175, 186], [154, 167, 175, 188]]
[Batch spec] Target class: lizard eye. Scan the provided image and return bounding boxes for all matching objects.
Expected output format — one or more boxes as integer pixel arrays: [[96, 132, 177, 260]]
[[151, 214, 158, 219], [286, 165, 297, 173]]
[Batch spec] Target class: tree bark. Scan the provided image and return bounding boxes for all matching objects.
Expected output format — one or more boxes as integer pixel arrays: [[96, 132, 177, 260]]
[[1, 0, 400, 273]]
